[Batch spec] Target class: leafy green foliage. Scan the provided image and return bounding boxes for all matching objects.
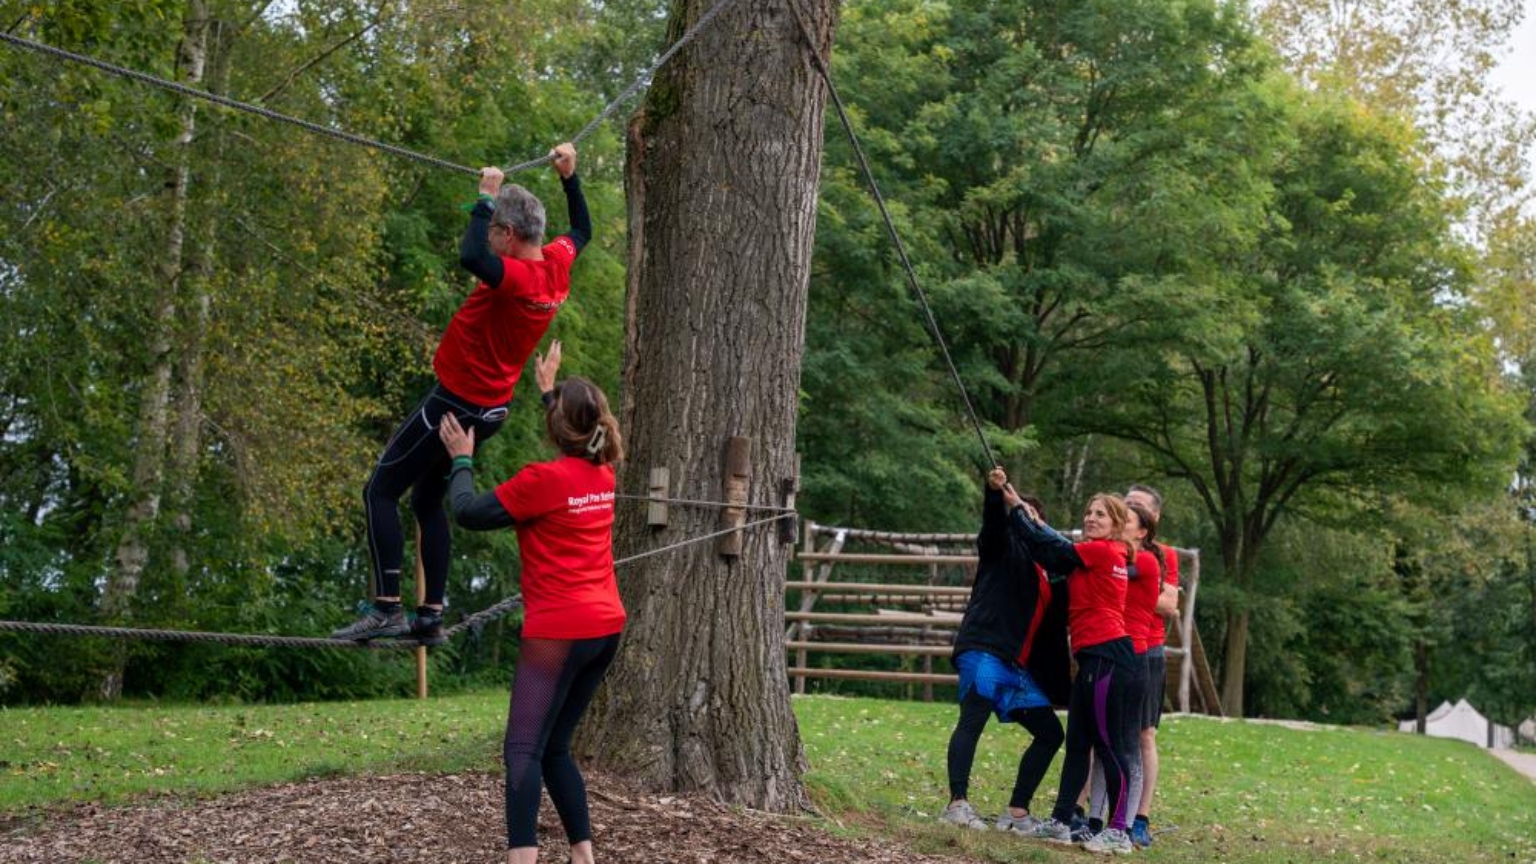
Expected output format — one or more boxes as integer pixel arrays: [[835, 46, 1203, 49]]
[[0, 0, 631, 701]]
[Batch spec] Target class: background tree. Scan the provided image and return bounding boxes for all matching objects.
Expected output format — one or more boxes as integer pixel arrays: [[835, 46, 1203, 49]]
[[1061, 92, 1526, 713], [1251, 0, 1534, 234], [801, 0, 1280, 528]]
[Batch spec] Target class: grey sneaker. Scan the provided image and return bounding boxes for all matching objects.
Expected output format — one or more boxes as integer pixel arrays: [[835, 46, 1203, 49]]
[[1024, 817, 1074, 844], [940, 800, 989, 830], [1083, 827, 1134, 855], [995, 811, 1044, 834], [331, 606, 409, 640]]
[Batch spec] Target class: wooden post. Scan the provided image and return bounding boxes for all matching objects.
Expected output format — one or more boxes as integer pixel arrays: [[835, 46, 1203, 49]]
[[789, 524, 846, 694], [414, 526, 428, 700], [718, 436, 751, 557], [778, 454, 800, 544], [793, 522, 816, 695], [647, 466, 670, 527], [1178, 549, 1200, 714], [922, 561, 937, 702]]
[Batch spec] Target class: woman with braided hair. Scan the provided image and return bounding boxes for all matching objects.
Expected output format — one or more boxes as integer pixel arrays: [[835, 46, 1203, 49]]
[[438, 343, 624, 864]]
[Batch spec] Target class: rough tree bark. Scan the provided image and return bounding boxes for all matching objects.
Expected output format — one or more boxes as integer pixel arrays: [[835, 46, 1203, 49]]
[[580, 0, 837, 812], [101, 0, 208, 699]]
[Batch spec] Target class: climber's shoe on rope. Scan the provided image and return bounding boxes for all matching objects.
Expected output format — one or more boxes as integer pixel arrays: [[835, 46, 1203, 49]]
[[331, 601, 410, 641], [398, 605, 447, 646]]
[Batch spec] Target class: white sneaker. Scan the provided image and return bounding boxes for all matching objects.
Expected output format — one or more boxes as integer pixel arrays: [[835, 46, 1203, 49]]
[[1024, 817, 1075, 844], [995, 811, 1044, 834], [1083, 827, 1134, 855], [940, 800, 989, 830]]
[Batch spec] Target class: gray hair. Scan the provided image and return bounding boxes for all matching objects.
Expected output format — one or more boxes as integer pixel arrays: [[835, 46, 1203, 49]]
[[492, 184, 545, 242], [1126, 483, 1164, 513]]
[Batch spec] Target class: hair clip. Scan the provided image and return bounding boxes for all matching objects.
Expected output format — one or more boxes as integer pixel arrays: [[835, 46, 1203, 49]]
[[585, 424, 608, 456]]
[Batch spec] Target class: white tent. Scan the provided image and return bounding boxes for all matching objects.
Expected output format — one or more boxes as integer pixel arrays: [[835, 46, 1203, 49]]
[[1398, 699, 1515, 750]]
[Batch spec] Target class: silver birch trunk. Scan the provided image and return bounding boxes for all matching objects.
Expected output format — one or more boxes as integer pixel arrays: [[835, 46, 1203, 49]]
[[101, 0, 208, 699]]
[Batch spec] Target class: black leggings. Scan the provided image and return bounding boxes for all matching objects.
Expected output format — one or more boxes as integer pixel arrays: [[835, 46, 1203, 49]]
[[1051, 650, 1141, 830], [505, 634, 621, 849], [946, 689, 1065, 811], [363, 383, 506, 604]]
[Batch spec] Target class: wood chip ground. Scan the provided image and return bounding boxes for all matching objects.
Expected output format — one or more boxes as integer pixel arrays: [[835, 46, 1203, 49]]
[[0, 771, 973, 863]]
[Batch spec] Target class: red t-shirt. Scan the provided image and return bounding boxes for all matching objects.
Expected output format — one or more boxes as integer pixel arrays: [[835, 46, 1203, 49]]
[[1147, 545, 1180, 649], [1067, 538, 1130, 652], [1124, 549, 1163, 653], [1015, 565, 1054, 667], [493, 454, 625, 640], [433, 236, 578, 407]]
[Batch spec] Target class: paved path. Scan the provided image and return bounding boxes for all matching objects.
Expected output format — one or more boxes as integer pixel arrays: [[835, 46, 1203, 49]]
[[1490, 748, 1536, 784]]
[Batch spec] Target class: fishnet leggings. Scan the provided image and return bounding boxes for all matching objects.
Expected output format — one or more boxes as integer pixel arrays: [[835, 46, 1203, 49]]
[[504, 634, 621, 849]]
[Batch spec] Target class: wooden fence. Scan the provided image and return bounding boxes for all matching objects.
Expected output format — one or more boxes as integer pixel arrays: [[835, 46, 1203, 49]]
[[786, 520, 1222, 715]]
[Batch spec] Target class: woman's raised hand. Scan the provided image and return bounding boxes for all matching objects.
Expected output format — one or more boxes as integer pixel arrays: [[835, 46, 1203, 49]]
[[535, 339, 563, 393]]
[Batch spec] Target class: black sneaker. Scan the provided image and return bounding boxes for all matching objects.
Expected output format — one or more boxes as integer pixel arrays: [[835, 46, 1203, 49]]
[[330, 606, 409, 641], [1069, 815, 1096, 844], [405, 606, 446, 646]]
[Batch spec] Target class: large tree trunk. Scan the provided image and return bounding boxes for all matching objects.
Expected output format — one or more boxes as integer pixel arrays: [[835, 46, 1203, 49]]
[[100, 0, 208, 699], [580, 0, 836, 812]]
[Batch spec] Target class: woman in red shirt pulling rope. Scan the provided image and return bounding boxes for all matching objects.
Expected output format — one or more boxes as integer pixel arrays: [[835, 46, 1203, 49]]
[[438, 344, 623, 864], [1009, 491, 1145, 855]]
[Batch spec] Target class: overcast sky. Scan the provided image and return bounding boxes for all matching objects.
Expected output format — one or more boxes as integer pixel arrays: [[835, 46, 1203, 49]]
[[1491, 1, 1536, 117]]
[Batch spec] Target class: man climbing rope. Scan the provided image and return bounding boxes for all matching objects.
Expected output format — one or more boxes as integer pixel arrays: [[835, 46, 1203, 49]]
[[333, 142, 591, 644]]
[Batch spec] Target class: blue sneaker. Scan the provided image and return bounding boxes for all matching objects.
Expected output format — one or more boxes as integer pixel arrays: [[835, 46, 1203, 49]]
[[1130, 820, 1154, 848]]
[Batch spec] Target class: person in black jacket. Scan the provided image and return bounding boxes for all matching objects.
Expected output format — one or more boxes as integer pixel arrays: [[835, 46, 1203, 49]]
[[941, 466, 1071, 834]]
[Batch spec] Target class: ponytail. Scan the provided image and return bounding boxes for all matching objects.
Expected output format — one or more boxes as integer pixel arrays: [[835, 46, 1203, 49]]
[[545, 376, 625, 465], [1126, 500, 1161, 578]]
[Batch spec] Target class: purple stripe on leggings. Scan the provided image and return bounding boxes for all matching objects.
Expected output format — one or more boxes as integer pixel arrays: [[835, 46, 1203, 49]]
[[1093, 669, 1128, 830]]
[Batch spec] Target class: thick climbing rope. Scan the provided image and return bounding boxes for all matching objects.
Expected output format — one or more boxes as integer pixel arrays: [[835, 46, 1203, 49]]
[[0, 0, 742, 176], [0, 511, 793, 650], [0, 30, 479, 176], [785, 0, 998, 469]]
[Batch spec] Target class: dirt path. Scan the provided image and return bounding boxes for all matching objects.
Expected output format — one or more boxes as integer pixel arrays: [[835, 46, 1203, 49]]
[[1490, 748, 1536, 785], [0, 770, 972, 864]]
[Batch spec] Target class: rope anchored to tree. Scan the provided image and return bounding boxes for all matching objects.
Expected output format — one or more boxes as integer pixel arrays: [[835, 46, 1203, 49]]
[[0, 511, 793, 650]]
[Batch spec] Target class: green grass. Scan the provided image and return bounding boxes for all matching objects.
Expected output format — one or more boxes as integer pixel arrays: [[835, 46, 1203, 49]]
[[795, 696, 1536, 863], [3, 693, 1535, 863], [0, 693, 506, 810]]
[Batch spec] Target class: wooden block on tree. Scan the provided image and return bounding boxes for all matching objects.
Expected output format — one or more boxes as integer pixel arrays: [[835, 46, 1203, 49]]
[[718, 436, 751, 557]]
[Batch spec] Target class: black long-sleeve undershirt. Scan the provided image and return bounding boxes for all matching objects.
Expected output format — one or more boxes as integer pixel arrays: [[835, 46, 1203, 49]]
[[1006, 509, 1085, 577], [459, 174, 591, 289], [447, 464, 514, 530]]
